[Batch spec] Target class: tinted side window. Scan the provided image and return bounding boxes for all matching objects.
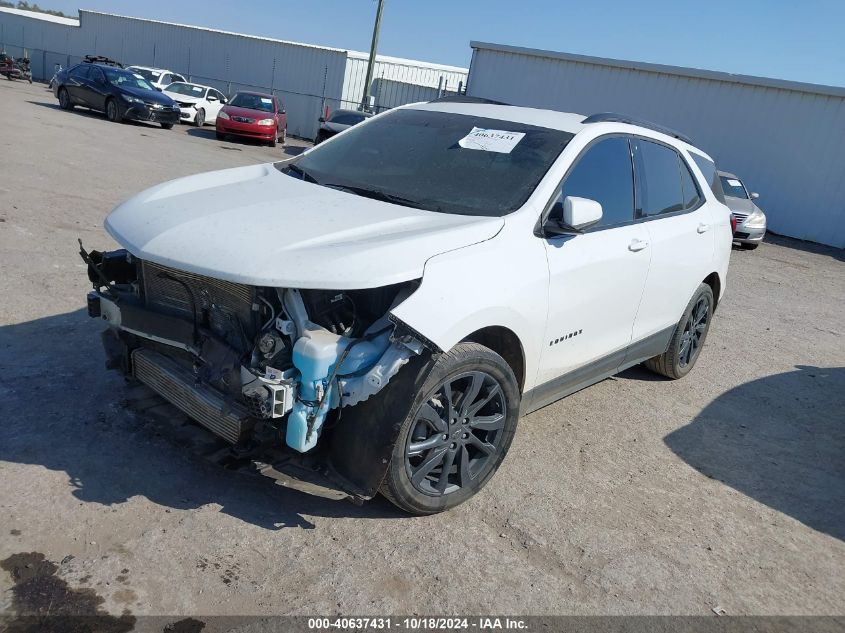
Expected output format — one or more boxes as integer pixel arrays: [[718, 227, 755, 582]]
[[70, 64, 89, 79], [552, 136, 635, 229], [637, 140, 684, 217], [690, 152, 726, 203], [680, 158, 703, 210], [89, 66, 105, 83]]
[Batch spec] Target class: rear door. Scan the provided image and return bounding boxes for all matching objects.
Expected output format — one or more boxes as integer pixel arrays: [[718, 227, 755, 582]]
[[629, 138, 715, 349], [65, 64, 90, 104], [534, 135, 651, 398], [85, 66, 108, 112]]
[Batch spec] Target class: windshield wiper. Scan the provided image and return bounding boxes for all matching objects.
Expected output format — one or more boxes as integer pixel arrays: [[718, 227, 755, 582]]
[[321, 183, 430, 210], [285, 163, 317, 183]]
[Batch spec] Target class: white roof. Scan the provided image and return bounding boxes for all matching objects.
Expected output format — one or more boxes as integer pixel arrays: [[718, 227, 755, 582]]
[[127, 65, 176, 73], [409, 101, 587, 133], [0, 6, 79, 26]]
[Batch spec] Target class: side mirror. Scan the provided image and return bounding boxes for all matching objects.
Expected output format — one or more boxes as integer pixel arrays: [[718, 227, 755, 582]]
[[318, 116, 326, 123], [207, 95, 218, 101], [563, 196, 603, 230], [542, 197, 603, 237], [750, 192, 760, 199]]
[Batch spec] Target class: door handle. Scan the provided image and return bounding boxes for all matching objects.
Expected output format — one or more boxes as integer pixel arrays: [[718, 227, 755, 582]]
[[628, 239, 649, 252], [697, 223, 710, 234]]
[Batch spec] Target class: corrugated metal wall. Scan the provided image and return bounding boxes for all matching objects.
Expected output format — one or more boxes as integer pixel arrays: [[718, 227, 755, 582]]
[[341, 54, 467, 112], [467, 43, 845, 248]]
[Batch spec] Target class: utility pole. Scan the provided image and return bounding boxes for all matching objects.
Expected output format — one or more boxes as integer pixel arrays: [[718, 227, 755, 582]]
[[360, 0, 385, 112]]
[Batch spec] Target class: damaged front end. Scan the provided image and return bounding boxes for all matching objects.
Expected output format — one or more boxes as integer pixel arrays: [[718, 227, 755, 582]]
[[79, 241, 430, 501]]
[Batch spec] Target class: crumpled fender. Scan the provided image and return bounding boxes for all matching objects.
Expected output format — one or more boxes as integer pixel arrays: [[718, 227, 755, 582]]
[[327, 351, 434, 497]]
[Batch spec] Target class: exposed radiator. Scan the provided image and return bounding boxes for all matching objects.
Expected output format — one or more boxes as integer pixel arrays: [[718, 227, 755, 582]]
[[140, 260, 257, 343], [132, 348, 250, 444]]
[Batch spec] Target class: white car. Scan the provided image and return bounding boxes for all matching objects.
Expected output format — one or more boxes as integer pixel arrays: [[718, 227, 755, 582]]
[[125, 66, 186, 91], [163, 81, 228, 126], [81, 99, 732, 515]]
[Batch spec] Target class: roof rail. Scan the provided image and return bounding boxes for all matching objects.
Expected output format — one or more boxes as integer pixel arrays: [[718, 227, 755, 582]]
[[428, 95, 509, 106], [582, 112, 693, 145]]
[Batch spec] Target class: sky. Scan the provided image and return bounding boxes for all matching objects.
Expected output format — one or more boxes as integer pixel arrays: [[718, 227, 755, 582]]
[[39, 0, 845, 87]]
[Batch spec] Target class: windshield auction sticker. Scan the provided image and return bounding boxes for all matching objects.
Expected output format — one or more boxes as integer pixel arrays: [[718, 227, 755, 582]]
[[458, 127, 525, 153]]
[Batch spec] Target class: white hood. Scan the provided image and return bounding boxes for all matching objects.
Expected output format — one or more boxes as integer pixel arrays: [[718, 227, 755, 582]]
[[105, 163, 504, 289]]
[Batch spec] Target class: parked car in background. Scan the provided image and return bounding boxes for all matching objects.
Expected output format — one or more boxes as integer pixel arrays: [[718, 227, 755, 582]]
[[53, 63, 181, 129], [82, 101, 731, 514], [314, 108, 372, 144], [719, 171, 766, 249], [163, 81, 228, 126], [215, 91, 287, 146], [126, 66, 186, 91]]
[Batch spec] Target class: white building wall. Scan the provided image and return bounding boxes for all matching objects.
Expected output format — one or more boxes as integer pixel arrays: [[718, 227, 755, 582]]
[[342, 53, 467, 111], [467, 42, 845, 248]]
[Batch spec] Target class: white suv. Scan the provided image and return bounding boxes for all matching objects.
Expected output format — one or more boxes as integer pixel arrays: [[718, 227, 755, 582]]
[[81, 98, 732, 514]]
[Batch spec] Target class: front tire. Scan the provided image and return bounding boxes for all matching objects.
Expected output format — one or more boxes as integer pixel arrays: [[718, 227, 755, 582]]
[[160, 122, 174, 130], [105, 98, 120, 122], [645, 283, 714, 379], [380, 342, 520, 515], [215, 131, 226, 141], [740, 243, 759, 250], [194, 108, 205, 127]]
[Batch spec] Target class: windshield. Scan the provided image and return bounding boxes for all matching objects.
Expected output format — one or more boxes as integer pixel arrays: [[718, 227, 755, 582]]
[[720, 175, 749, 199], [284, 108, 573, 216], [166, 82, 206, 97], [229, 93, 274, 112], [128, 67, 160, 82], [105, 68, 155, 91]]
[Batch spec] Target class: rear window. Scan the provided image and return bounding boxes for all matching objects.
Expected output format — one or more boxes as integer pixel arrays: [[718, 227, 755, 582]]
[[690, 152, 726, 203], [330, 112, 368, 126]]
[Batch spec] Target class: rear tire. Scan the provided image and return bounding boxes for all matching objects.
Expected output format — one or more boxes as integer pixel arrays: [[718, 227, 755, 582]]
[[58, 87, 73, 110], [645, 283, 714, 380], [380, 342, 520, 515]]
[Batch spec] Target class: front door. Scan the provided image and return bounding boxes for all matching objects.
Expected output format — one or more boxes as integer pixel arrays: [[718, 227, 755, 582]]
[[534, 136, 651, 403]]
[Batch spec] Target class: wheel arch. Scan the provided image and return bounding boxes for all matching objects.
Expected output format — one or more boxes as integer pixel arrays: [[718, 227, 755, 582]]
[[703, 272, 721, 310], [461, 325, 526, 393]]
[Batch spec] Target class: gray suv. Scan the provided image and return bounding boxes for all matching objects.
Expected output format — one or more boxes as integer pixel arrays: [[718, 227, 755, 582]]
[[719, 171, 766, 250]]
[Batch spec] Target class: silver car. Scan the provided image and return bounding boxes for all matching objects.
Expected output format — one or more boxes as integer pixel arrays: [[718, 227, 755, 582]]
[[719, 171, 766, 250]]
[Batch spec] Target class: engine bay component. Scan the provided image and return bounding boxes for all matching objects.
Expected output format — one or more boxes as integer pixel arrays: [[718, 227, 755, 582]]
[[241, 366, 295, 419]]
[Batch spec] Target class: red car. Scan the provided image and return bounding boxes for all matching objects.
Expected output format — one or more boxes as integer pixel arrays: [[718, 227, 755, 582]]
[[215, 91, 287, 147]]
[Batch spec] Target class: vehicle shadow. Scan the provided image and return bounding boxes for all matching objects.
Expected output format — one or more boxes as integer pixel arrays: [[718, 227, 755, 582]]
[[664, 365, 845, 541], [0, 309, 407, 530]]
